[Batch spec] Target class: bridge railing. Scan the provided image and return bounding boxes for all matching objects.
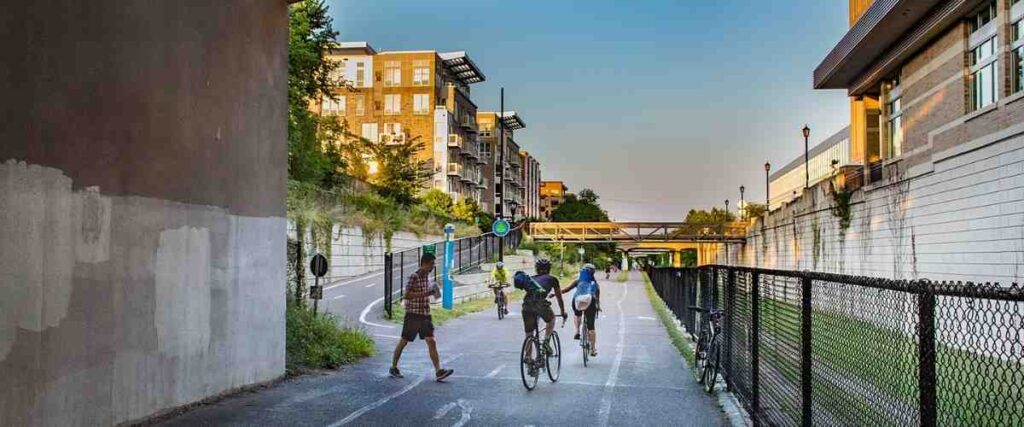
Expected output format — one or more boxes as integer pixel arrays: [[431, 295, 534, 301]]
[[528, 222, 747, 242], [383, 228, 522, 319], [648, 265, 1024, 427]]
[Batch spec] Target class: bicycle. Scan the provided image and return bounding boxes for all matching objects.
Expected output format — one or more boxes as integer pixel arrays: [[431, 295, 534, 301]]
[[520, 314, 565, 391], [579, 316, 591, 367], [489, 282, 510, 320], [689, 305, 723, 393]]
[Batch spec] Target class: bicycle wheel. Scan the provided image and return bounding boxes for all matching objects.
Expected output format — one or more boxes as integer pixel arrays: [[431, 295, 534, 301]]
[[581, 324, 589, 367], [546, 331, 561, 382], [497, 294, 505, 320], [692, 330, 708, 383], [703, 337, 720, 393], [520, 336, 539, 390]]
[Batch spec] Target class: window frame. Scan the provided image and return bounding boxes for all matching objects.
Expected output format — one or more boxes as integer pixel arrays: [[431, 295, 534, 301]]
[[969, 36, 1000, 111], [383, 94, 401, 115], [383, 61, 402, 87], [355, 62, 366, 88], [885, 81, 904, 159], [413, 93, 430, 114], [1012, 3, 1024, 95]]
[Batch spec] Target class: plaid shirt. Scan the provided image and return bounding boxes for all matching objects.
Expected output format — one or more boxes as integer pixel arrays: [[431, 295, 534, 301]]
[[404, 271, 437, 316]]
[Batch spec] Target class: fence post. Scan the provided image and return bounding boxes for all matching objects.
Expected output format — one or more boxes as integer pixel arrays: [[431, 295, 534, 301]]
[[724, 268, 735, 392], [751, 271, 761, 426], [384, 253, 393, 319], [801, 276, 813, 427], [918, 282, 937, 427]]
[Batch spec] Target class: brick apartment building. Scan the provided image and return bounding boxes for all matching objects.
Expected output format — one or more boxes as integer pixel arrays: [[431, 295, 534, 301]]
[[478, 111, 527, 217], [539, 181, 569, 221]]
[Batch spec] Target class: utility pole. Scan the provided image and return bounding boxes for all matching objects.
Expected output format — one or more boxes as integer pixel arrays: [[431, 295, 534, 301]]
[[497, 88, 505, 263]]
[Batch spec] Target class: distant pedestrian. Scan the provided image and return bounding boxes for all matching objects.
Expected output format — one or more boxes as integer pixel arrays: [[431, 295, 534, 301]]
[[389, 253, 454, 382]]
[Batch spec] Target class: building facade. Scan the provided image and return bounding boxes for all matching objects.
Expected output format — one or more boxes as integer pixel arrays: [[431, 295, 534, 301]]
[[477, 111, 526, 217], [321, 42, 487, 204], [519, 151, 542, 219], [539, 181, 569, 221], [768, 127, 853, 210]]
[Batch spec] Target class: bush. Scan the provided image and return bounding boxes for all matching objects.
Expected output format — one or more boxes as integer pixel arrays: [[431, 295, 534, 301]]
[[286, 302, 375, 374]]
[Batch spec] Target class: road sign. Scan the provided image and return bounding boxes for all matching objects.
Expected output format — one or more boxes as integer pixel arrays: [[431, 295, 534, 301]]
[[310, 285, 323, 300], [310, 253, 328, 278], [492, 218, 511, 237], [422, 244, 436, 255]]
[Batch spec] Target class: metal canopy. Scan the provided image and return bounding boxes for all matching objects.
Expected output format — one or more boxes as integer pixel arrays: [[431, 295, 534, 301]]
[[439, 51, 486, 85], [500, 111, 526, 130]]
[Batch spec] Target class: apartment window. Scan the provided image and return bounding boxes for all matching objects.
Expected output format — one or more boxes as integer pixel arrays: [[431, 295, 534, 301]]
[[384, 61, 401, 87], [970, 1, 997, 32], [413, 94, 430, 114], [970, 36, 1000, 110], [413, 61, 430, 86], [383, 122, 402, 137], [384, 94, 401, 115], [354, 95, 365, 116], [887, 97, 903, 158], [1014, 19, 1024, 94], [320, 96, 345, 115], [355, 62, 366, 88], [361, 123, 378, 142]]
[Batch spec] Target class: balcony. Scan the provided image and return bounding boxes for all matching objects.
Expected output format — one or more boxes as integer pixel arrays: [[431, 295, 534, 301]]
[[460, 140, 479, 159], [477, 177, 489, 189], [447, 134, 464, 149], [460, 115, 477, 132], [447, 162, 462, 177], [460, 168, 476, 183]]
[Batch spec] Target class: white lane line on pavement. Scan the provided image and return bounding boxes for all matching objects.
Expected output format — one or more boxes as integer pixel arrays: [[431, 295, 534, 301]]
[[637, 316, 655, 321], [434, 401, 457, 419], [453, 399, 472, 427], [485, 364, 505, 378], [332, 294, 346, 300], [360, 296, 396, 329], [374, 334, 401, 339], [327, 354, 463, 427], [364, 283, 377, 288], [598, 281, 629, 427], [324, 271, 384, 291]]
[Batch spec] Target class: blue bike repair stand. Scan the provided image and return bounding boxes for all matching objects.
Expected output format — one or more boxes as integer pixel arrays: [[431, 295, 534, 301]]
[[442, 223, 455, 310]]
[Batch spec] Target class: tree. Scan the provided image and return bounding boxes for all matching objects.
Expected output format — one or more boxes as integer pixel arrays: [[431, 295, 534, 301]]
[[452, 197, 481, 223], [551, 189, 609, 222], [421, 189, 453, 217], [743, 202, 768, 219], [362, 137, 433, 206], [684, 207, 735, 224]]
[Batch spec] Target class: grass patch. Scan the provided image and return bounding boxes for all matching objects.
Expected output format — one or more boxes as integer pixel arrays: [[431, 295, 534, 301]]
[[286, 302, 375, 375], [390, 290, 526, 326], [642, 272, 695, 366]]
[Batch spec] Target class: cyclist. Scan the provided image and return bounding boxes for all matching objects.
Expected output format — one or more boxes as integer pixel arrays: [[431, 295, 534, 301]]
[[514, 265, 567, 362], [561, 264, 600, 357], [490, 261, 510, 315]]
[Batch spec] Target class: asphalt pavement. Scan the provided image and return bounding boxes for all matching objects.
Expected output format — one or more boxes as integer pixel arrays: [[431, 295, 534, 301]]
[[159, 271, 726, 426]]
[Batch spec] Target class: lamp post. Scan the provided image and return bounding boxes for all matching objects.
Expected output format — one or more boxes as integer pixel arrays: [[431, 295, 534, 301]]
[[764, 161, 771, 209], [509, 200, 519, 224], [739, 186, 746, 220], [803, 124, 811, 189], [578, 247, 585, 265], [724, 199, 730, 266]]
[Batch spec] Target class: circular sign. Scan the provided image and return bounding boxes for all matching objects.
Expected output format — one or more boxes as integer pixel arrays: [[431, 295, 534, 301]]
[[310, 253, 328, 278], [492, 218, 511, 237]]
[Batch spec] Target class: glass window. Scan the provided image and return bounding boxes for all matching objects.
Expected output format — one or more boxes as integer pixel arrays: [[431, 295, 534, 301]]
[[1015, 20, 1024, 95], [970, 1, 997, 33], [383, 62, 401, 87], [413, 94, 430, 114], [383, 123, 402, 136], [970, 37, 999, 111], [354, 96, 365, 116], [361, 123, 378, 142], [355, 62, 366, 88], [321, 96, 345, 115], [413, 63, 430, 86], [384, 94, 401, 115]]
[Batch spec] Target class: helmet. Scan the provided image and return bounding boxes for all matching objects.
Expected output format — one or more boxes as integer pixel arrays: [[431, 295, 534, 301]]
[[496, 261, 504, 269], [535, 257, 552, 274], [582, 263, 596, 272]]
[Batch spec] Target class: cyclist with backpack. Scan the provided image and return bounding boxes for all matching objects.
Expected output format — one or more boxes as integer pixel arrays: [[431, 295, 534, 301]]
[[561, 264, 601, 357], [490, 262, 510, 316], [514, 261, 567, 359]]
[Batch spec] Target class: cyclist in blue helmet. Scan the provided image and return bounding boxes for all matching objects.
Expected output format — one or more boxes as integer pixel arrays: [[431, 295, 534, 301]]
[[561, 264, 601, 357]]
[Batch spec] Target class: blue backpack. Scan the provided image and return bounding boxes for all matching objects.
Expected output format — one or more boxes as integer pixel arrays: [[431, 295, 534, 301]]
[[575, 268, 598, 297]]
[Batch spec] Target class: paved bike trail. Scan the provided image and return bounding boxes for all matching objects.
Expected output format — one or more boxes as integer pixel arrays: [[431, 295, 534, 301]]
[[158, 272, 725, 426]]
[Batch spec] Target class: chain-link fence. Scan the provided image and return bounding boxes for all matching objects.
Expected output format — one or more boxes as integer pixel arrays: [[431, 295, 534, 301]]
[[648, 265, 1024, 427], [384, 228, 522, 318]]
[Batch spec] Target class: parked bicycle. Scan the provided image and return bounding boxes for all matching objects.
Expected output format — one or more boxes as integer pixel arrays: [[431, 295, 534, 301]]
[[520, 316, 564, 390], [689, 305, 723, 393]]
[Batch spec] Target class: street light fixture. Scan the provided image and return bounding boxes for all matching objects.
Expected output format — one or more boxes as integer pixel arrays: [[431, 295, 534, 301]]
[[739, 186, 746, 220], [578, 247, 585, 264], [508, 200, 519, 223], [764, 161, 771, 209], [803, 124, 811, 189]]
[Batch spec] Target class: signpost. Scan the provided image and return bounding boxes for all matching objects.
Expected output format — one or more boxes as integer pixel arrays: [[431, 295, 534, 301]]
[[309, 253, 328, 314], [492, 218, 510, 237], [442, 224, 456, 310]]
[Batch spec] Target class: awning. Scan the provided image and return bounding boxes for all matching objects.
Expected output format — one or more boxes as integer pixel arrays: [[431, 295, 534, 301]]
[[439, 51, 486, 85]]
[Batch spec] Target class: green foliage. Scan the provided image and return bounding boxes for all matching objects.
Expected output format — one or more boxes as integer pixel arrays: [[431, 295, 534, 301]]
[[286, 302, 375, 374], [452, 197, 481, 223], [421, 189, 453, 216], [643, 273, 695, 366], [475, 211, 496, 233], [361, 137, 433, 206], [743, 202, 768, 219], [684, 207, 735, 224], [551, 189, 610, 222], [390, 290, 525, 326], [831, 189, 854, 231]]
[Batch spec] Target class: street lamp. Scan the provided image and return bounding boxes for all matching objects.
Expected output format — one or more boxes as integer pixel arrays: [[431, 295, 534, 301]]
[[764, 161, 771, 209], [578, 247, 585, 265], [508, 200, 519, 223], [739, 186, 746, 220], [803, 125, 811, 189], [724, 199, 730, 220]]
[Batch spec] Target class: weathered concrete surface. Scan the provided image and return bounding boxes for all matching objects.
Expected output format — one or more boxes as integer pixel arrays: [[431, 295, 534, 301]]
[[0, 0, 290, 425]]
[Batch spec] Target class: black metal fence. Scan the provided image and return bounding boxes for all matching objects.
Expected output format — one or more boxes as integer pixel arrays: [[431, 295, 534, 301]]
[[648, 266, 1024, 427], [383, 228, 522, 318]]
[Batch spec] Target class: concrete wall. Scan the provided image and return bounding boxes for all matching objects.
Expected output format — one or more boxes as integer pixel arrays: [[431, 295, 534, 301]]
[[0, 1, 289, 425]]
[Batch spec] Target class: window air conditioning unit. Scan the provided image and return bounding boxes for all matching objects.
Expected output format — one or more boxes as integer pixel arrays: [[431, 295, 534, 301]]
[[391, 133, 406, 144], [378, 134, 393, 144]]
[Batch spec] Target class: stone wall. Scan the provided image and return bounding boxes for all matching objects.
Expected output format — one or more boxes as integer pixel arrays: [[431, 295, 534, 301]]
[[0, 1, 290, 425]]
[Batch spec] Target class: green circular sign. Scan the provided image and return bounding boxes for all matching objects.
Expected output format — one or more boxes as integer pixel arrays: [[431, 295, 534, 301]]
[[492, 218, 511, 237]]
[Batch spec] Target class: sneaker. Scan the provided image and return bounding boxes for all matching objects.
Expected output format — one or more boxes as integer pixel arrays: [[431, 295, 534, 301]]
[[573, 333, 580, 340], [389, 367, 403, 378], [542, 341, 553, 355], [591, 351, 598, 358], [435, 368, 454, 382]]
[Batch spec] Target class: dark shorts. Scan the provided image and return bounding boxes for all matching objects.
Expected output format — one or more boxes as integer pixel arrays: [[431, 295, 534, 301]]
[[401, 313, 434, 342], [522, 300, 554, 333], [573, 302, 598, 330]]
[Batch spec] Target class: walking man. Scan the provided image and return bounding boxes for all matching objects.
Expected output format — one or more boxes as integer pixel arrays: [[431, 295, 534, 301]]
[[389, 253, 454, 381]]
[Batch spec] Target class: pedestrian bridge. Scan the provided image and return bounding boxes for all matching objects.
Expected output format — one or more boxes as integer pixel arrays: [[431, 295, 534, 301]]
[[526, 222, 748, 266]]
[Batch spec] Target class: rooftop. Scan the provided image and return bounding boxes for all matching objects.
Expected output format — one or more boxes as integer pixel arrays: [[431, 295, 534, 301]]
[[439, 51, 486, 85]]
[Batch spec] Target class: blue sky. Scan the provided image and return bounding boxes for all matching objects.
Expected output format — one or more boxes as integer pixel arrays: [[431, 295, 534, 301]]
[[329, 0, 851, 220]]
